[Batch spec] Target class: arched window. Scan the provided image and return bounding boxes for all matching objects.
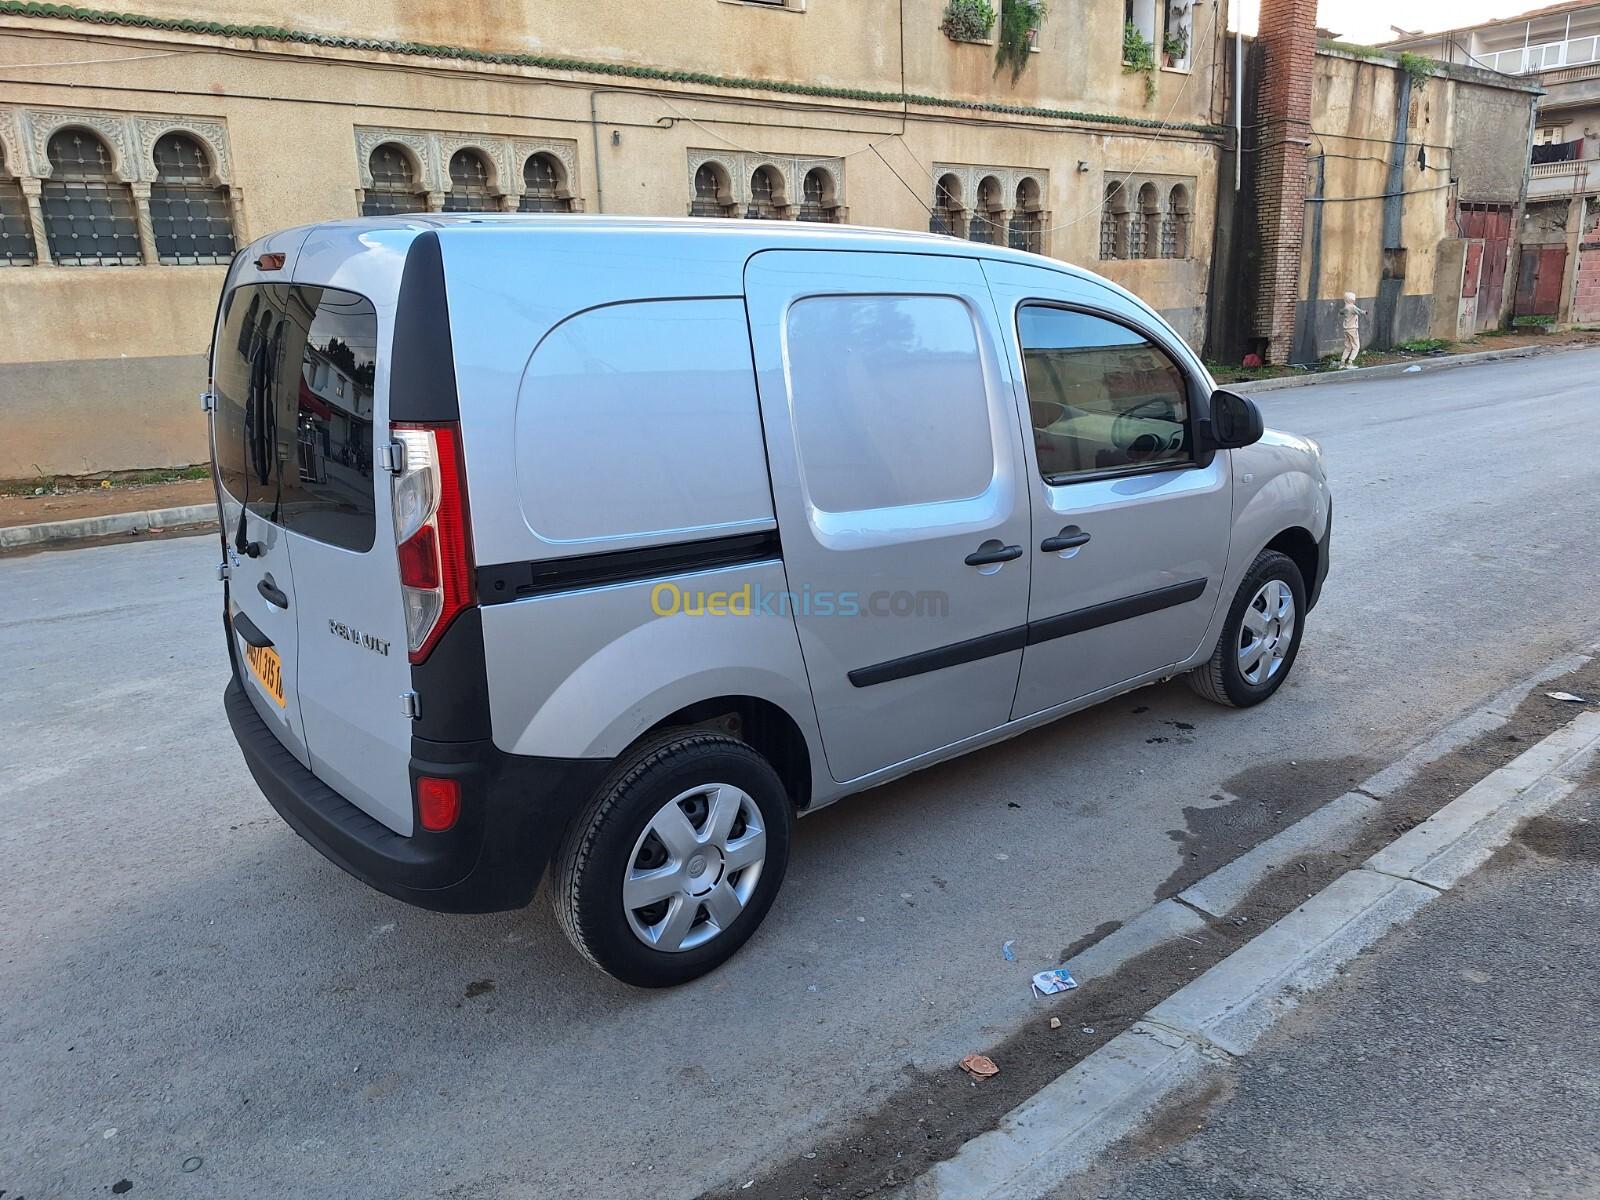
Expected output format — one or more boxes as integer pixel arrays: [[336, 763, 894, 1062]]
[[1008, 177, 1044, 253], [968, 175, 1004, 245], [747, 165, 782, 219], [1099, 182, 1127, 260], [519, 153, 573, 213], [930, 173, 964, 237], [444, 149, 496, 212], [1131, 182, 1160, 259], [0, 144, 36, 266], [798, 167, 840, 223], [363, 143, 425, 216], [690, 163, 734, 217], [41, 129, 140, 266], [1160, 184, 1190, 258], [149, 132, 235, 265]]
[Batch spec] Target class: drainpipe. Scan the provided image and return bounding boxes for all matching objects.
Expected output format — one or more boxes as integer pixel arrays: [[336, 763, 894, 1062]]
[[589, 90, 633, 214], [1235, 22, 1243, 191]]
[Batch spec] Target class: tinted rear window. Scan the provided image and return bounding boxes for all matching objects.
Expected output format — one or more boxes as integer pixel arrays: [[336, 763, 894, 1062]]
[[214, 283, 378, 552]]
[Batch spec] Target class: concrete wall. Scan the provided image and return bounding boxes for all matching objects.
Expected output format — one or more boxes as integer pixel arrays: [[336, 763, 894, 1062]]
[[0, 0, 1228, 476], [1289, 49, 1539, 362]]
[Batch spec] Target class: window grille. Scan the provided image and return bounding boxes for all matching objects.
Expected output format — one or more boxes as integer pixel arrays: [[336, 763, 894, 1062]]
[[444, 149, 496, 212], [41, 129, 141, 266], [363, 144, 426, 216], [149, 132, 235, 265], [747, 166, 780, 219], [519, 154, 572, 212], [930, 175, 962, 237], [691, 163, 732, 216], [0, 147, 35, 266], [797, 167, 839, 223]]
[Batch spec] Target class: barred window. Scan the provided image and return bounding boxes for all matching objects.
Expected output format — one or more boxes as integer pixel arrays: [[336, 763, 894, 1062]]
[[691, 162, 734, 217], [363, 143, 426, 216], [0, 145, 36, 266], [967, 175, 1003, 245], [797, 166, 840, 223], [444, 149, 496, 212], [1008, 177, 1043, 254], [1099, 183, 1124, 260], [1134, 182, 1160, 260], [1160, 184, 1190, 258], [41, 129, 141, 266], [519, 153, 573, 212], [747, 165, 781, 219], [930, 173, 963, 237], [149, 132, 235, 265]]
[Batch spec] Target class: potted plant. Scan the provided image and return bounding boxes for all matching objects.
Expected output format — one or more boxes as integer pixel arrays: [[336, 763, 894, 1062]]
[[941, 0, 997, 43], [1123, 21, 1157, 102], [1162, 25, 1189, 67], [995, 0, 1047, 81]]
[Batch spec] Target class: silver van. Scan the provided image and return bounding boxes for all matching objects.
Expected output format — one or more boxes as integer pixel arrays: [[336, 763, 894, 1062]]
[[210, 216, 1330, 986]]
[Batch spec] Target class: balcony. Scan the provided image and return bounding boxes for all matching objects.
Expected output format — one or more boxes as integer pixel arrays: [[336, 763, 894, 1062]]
[[1527, 157, 1600, 199]]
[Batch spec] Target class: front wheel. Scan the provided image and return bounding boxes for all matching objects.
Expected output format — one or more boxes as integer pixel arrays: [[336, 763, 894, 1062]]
[[553, 730, 793, 987], [1188, 549, 1306, 708]]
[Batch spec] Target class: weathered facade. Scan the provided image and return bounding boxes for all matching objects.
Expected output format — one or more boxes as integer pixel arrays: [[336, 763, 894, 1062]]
[[1389, 1, 1600, 325], [0, 0, 1231, 478]]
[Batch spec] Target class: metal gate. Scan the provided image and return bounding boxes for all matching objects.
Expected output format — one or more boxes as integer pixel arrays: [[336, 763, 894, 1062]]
[[1459, 202, 1513, 332], [1514, 245, 1568, 318]]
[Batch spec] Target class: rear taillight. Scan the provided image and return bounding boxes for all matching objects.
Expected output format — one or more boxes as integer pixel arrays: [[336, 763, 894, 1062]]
[[391, 422, 474, 664], [416, 776, 461, 832]]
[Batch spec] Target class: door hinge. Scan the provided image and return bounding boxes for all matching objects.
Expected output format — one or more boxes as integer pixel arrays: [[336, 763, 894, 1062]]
[[199, 389, 216, 413], [215, 561, 231, 582], [378, 440, 407, 474], [400, 690, 421, 719]]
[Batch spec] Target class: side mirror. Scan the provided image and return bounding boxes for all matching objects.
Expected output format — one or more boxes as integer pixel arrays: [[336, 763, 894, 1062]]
[[1204, 388, 1265, 450]]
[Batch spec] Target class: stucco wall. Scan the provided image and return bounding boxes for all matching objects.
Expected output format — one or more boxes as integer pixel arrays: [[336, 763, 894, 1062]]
[[0, 2, 1227, 476]]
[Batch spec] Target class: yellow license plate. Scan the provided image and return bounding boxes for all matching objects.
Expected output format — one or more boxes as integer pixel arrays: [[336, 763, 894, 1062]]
[[243, 641, 285, 708]]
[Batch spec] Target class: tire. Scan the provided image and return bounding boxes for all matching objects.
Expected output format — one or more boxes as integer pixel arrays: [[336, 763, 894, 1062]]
[[553, 729, 793, 987], [1188, 549, 1307, 708]]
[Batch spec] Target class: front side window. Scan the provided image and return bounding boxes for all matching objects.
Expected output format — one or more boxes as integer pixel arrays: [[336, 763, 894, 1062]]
[[213, 283, 378, 551], [1017, 305, 1191, 481]]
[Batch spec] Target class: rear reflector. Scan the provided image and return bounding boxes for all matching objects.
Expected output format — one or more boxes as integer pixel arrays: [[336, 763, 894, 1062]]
[[416, 776, 461, 832]]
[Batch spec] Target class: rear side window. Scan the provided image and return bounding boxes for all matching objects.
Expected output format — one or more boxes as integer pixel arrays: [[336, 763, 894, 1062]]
[[1017, 306, 1192, 481], [213, 283, 378, 551], [784, 295, 994, 513]]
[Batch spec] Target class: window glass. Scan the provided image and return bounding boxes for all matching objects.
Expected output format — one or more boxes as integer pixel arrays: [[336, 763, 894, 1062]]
[[785, 295, 994, 512], [213, 283, 378, 551], [1017, 306, 1191, 480]]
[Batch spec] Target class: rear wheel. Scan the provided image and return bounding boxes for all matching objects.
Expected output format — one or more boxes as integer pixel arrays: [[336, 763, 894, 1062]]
[[1188, 549, 1306, 708], [554, 730, 793, 987]]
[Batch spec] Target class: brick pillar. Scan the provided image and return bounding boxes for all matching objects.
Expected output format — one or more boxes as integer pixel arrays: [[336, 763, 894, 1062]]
[[1252, 0, 1318, 364]]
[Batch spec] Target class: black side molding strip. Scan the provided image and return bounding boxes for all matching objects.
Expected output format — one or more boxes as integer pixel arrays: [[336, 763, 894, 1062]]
[[847, 626, 1028, 688], [1026, 578, 1208, 646], [478, 530, 782, 605], [848, 578, 1208, 688]]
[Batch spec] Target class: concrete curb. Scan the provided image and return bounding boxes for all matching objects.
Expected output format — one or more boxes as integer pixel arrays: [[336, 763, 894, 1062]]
[[900, 708, 1600, 1200], [1233, 340, 1590, 393], [0, 503, 217, 549]]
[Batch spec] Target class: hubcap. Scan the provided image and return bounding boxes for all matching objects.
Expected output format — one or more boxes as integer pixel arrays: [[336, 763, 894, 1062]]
[[1238, 578, 1296, 686], [623, 783, 767, 953]]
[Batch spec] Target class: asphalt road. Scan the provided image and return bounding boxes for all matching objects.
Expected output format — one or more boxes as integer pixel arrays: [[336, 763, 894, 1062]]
[[1056, 770, 1600, 1200], [4, 349, 1600, 1200]]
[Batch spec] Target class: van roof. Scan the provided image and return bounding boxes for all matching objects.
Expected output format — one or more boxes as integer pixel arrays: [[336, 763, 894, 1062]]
[[266, 212, 1109, 284]]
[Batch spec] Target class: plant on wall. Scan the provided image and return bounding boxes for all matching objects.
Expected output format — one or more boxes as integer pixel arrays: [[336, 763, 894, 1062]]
[[995, 0, 1047, 82], [1398, 50, 1435, 91], [1123, 22, 1157, 103], [941, 0, 997, 42]]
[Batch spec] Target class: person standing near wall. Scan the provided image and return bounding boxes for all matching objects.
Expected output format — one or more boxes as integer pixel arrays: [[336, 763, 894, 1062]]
[[1339, 292, 1367, 368]]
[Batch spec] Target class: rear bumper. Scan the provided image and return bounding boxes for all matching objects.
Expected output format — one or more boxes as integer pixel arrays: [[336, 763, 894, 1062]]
[[225, 677, 611, 913]]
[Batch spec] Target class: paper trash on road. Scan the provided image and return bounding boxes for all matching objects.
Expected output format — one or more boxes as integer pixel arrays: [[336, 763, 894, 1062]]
[[1546, 691, 1590, 703], [1031, 967, 1079, 997]]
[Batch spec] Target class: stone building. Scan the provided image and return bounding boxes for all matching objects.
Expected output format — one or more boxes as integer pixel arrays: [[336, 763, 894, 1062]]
[[0, 0, 1230, 477]]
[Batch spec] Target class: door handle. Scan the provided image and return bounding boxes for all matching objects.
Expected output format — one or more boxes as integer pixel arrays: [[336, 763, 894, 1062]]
[[1041, 526, 1092, 553], [257, 574, 289, 609], [965, 543, 1024, 567]]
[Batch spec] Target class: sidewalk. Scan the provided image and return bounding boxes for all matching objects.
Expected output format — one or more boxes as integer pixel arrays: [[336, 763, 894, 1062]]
[[1054, 773, 1600, 1200], [0, 478, 215, 550]]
